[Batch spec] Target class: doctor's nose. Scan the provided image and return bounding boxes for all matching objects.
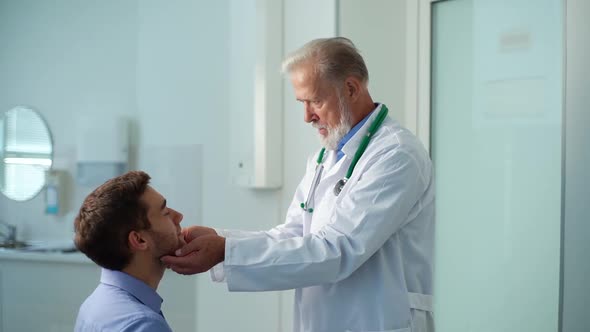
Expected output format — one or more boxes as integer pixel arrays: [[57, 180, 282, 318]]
[[303, 103, 317, 123]]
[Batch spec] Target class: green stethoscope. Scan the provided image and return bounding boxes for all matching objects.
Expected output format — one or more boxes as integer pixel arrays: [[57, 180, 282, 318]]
[[300, 105, 389, 213]]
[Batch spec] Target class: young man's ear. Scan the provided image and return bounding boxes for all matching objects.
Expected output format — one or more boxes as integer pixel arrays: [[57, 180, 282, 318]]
[[128, 231, 149, 251]]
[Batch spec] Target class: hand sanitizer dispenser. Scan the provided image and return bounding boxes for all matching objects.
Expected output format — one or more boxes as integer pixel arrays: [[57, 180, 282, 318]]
[[45, 170, 61, 215], [76, 115, 128, 186]]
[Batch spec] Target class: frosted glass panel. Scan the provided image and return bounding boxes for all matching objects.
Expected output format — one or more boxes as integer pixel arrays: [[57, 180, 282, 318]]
[[431, 1, 563, 331]]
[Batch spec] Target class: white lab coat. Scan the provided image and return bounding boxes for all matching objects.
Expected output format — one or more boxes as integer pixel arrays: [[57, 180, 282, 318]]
[[212, 104, 435, 332]]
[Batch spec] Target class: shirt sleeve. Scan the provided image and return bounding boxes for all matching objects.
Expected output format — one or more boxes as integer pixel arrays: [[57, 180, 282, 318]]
[[222, 147, 431, 291]]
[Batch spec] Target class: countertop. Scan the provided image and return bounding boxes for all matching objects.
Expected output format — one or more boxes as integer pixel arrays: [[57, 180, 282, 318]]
[[0, 249, 92, 264]]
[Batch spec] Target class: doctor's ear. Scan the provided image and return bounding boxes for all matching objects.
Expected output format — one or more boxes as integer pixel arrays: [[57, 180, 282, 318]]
[[343, 77, 362, 102], [128, 231, 149, 251]]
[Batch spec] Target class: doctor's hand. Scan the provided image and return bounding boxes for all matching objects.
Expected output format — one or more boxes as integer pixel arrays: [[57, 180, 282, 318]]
[[161, 234, 226, 275], [181, 225, 217, 243]]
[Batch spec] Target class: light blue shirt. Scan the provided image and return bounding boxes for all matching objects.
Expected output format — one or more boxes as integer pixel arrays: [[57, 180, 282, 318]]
[[335, 105, 377, 161], [75, 269, 172, 332]]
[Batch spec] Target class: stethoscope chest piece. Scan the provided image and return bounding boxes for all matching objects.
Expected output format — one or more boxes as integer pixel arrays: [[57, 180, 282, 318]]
[[333, 178, 348, 196]]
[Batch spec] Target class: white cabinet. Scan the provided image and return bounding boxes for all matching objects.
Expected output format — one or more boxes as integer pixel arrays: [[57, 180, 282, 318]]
[[0, 253, 197, 331], [0, 257, 100, 332]]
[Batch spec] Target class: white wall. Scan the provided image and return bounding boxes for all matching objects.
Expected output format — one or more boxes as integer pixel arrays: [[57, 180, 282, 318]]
[[0, 0, 138, 240], [339, 0, 407, 124]]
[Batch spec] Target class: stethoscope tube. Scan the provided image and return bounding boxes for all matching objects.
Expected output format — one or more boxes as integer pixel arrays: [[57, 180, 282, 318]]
[[301, 105, 389, 213], [300, 163, 323, 213]]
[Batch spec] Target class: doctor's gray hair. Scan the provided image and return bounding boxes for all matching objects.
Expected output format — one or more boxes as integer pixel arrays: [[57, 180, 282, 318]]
[[281, 37, 369, 87]]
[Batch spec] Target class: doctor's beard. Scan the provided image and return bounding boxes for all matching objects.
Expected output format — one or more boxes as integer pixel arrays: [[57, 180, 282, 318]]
[[312, 96, 353, 150]]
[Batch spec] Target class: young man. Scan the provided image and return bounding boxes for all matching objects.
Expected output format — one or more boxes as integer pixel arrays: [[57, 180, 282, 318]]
[[74, 170, 184, 332]]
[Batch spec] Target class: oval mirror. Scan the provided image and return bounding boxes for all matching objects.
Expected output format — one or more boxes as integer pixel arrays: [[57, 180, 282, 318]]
[[0, 106, 53, 201]]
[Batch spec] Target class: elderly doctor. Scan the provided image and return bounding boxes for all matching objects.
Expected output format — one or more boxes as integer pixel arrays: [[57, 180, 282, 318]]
[[162, 37, 435, 332]]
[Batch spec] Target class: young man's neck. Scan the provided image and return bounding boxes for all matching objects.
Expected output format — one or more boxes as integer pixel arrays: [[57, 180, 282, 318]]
[[122, 257, 166, 290]]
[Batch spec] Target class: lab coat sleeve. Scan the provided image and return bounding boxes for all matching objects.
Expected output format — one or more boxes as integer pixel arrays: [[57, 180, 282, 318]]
[[222, 147, 430, 291], [210, 188, 305, 281], [210, 152, 317, 281]]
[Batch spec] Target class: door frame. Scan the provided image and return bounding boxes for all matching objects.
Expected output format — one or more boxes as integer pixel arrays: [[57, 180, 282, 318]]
[[405, 0, 446, 153]]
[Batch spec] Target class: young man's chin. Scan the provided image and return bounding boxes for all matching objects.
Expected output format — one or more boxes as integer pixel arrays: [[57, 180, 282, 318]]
[[157, 242, 183, 260]]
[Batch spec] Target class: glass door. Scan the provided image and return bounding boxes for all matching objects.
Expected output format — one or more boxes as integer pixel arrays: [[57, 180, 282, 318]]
[[431, 0, 563, 331]]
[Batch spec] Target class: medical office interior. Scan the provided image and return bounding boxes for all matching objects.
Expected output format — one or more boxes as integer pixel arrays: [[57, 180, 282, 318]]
[[0, 0, 588, 331]]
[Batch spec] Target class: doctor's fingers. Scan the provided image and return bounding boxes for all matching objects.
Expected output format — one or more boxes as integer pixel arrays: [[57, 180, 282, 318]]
[[181, 225, 216, 242], [161, 252, 210, 275], [174, 236, 204, 256]]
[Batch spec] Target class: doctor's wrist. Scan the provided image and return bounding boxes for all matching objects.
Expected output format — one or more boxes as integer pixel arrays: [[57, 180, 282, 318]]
[[216, 235, 226, 264]]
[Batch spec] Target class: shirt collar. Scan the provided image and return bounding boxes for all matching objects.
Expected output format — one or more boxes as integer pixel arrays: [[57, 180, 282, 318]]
[[335, 107, 374, 160], [100, 268, 163, 314], [340, 103, 384, 158]]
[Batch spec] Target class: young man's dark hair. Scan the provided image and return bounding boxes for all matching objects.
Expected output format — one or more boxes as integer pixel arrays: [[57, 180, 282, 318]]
[[74, 170, 152, 270]]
